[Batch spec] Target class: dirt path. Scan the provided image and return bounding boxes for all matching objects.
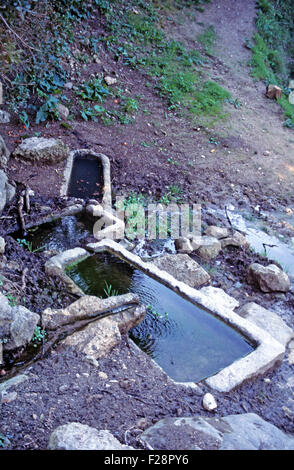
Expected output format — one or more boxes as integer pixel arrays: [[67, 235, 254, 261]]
[[171, 0, 294, 208]]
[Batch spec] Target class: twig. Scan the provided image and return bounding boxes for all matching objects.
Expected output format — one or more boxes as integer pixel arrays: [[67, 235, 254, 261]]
[[224, 205, 233, 228], [21, 267, 28, 291], [0, 13, 41, 53], [17, 194, 26, 236], [24, 186, 31, 213]]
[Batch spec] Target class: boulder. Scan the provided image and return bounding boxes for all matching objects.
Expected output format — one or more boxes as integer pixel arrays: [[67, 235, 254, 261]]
[[104, 76, 117, 86], [247, 263, 290, 293], [0, 293, 40, 351], [195, 236, 221, 260], [289, 91, 294, 105], [45, 294, 145, 360], [48, 423, 134, 450], [266, 84, 282, 100], [140, 413, 294, 450], [220, 231, 249, 249], [0, 135, 10, 168], [205, 226, 229, 239], [13, 137, 69, 164], [150, 253, 210, 288]]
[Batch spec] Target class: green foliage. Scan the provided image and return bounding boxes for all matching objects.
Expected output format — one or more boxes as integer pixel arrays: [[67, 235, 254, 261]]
[[16, 238, 45, 253], [103, 281, 119, 298], [76, 78, 112, 102], [197, 25, 216, 54], [31, 326, 47, 348], [249, 0, 294, 128]]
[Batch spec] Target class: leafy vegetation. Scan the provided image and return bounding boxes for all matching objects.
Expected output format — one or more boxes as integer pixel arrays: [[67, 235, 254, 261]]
[[0, 0, 232, 127], [249, 0, 294, 128]]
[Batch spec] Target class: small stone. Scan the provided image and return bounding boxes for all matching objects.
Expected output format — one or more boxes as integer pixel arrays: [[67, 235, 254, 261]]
[[13, 137, 69, 164], [104, 76, 117, 86], [266, 84, 282, 100], [56, 103, 69, 120], [1, 391, 17, 404], [221, 231, 249, 249], [0, 110, 10, 124], [98, 371, 108, 380], [288, 91, 294, 105], [202, 393, 217, 411]]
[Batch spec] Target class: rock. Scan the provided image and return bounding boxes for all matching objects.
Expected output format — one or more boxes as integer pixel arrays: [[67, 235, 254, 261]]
[[42, 293, 143, 330], [175, 233, 202, 253], [202, 393, 217, 411], [220, 231, 249, 249], [140, 413, 294, 450], [13, 137, 70, 164], [45, 294, 145, 360], [196, 236, 221, 260], [238, 302, 294, 347], [0, 237, 5, 254], [104, 76, 117, 86], [289, 91, 294, 105], [48, 423, 134, 450], [0, 110, 10, 124], [0, 293, 40, 351], [0, 135, 10, 168], [266, 84, 282, 100], [64, 82, 73, 89], [205, 226, 229, 239], [247, 263, 290, 293], [0, 170, 15, 213], [150, 253, 210, 288], [56, 103, 69, 120], [289, 80, 294, 89]]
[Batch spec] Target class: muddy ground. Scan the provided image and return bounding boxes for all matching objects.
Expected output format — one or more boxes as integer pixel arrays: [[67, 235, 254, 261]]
[[0, 0, 294, 451]]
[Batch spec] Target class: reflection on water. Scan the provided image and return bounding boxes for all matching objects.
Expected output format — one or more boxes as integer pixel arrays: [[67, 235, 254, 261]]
[[66, 253, 253, 383], [68, 156, 103, 200], [13, 216, 92, 252]]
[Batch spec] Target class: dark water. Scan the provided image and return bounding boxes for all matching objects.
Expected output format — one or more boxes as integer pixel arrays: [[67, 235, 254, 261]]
[[68, 156, 103, 199], [66, 253, 254, 383], [12, 216, 93, 252]]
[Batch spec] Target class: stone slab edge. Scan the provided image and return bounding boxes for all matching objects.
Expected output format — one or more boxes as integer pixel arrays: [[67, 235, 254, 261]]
[[45, 247, 90, 297]]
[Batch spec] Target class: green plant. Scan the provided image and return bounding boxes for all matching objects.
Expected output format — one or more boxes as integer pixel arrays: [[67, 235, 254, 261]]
[[103, 281, 119, 298], [121, 97, 139, 114], [31, 326, 47, 348], [197, 25, 216, 54], [147, 305, 169, 321], [16, 238, 45, 253], [76, 77, 112, 102], [6, 294, 17, 307], [249, 0, 294, 128]]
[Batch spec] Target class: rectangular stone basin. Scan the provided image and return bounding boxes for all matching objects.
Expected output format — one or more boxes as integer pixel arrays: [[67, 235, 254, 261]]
[[65, 251, 254, 384], [46, 240, 286, 392]]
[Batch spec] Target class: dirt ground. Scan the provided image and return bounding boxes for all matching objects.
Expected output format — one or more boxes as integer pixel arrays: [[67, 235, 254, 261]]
[[0, 0, 294, 451]]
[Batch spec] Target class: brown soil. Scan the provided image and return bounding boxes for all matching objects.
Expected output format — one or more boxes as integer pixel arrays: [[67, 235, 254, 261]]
[[0, 0, 294, 451]]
